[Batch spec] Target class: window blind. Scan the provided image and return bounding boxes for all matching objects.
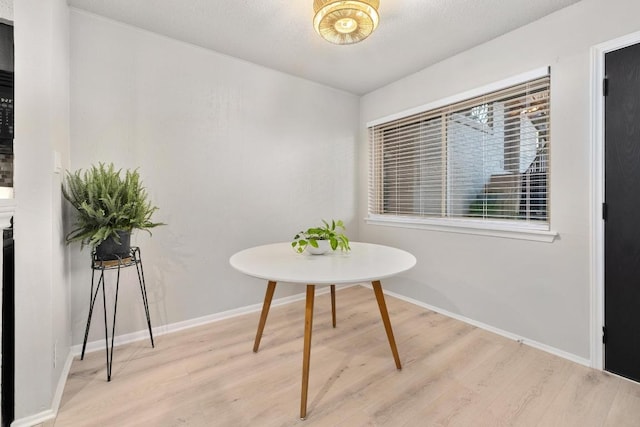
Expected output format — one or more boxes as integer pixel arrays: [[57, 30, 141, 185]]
[[368, 74, 550, 226]]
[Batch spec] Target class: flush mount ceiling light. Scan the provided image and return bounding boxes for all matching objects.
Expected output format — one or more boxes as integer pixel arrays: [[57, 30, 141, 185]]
[[313, 0, 380, 45]]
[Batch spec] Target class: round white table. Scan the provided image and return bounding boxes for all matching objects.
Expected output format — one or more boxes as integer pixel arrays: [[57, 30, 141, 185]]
[[229, 242, 416, 419]]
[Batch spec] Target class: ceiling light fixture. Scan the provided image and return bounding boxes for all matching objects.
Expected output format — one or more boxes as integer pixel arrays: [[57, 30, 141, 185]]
[[313, 0, 380, 45]]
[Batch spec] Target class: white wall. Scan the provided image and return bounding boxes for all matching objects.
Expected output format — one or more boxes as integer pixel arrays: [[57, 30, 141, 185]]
[[14, 0, 71, 420], [359, 0, 640, 361], [69, 10, 359, 345], [0, 0, 11, 23]]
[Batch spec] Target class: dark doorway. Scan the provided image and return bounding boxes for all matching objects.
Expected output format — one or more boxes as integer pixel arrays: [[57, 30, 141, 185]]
[[604, 41, 640, 383], [1, 221, 13, 427], [0, 20, 13, 427]]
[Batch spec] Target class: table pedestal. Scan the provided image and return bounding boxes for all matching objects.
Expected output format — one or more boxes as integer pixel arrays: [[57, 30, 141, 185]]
[[252, 281, 401, 419]]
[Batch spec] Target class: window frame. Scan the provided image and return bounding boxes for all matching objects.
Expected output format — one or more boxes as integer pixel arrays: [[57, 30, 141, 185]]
[[365, 67, 558, 243]]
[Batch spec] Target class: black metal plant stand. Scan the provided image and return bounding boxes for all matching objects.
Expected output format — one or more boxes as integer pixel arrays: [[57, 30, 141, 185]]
[[80, 246, 154, 381]]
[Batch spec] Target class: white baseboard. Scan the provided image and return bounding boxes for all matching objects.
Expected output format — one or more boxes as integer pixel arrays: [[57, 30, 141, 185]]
[[74, 282, 590, 368], [72, 283, 355, 356], [11, 409, 56, 427], [11, 351, 73, 427], [366, 284, 591, 367]]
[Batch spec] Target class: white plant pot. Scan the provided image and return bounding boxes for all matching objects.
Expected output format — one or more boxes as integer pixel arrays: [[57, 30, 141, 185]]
[[305, 239, 331, 255]]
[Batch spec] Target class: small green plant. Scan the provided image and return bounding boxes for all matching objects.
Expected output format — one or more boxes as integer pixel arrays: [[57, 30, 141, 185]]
[[62, 162, 164, 249], [291, 219, 351, 254]]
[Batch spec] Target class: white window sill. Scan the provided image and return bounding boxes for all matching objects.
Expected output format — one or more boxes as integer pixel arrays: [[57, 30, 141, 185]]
[[365, 215, 558, 243]]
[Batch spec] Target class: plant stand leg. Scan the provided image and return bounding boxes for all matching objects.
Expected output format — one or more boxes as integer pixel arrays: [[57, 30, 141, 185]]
[[81, 269, 102, 360], [253, 281, 276, 353], [133, 248, 154, 347], [372, 280, 401, 370], [106, 264, 122, 381], [100, 269, 111, 381]]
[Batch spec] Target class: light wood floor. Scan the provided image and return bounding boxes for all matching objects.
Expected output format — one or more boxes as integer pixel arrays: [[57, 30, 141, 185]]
[[48, 285, 640, 426]]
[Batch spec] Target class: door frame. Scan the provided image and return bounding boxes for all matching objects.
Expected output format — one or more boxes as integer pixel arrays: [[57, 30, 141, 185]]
[[590, 30, 640, 371]]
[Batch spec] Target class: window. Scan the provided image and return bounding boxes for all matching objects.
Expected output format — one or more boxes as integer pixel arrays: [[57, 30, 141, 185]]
[[368, 72, 550, 232]]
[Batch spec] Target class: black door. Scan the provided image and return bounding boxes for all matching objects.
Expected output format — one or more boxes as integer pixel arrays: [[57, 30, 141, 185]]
[[604, 42, 640, 382], [1, 221, 13, 426]]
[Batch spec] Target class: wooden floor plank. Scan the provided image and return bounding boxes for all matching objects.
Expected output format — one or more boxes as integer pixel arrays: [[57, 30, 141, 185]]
[[51, 286, 640, 426], [536, 366, 621, 427], [604, 377, 640, 427]]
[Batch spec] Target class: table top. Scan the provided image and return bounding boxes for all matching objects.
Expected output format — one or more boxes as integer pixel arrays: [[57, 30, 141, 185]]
[[229, 242, 416, 285]]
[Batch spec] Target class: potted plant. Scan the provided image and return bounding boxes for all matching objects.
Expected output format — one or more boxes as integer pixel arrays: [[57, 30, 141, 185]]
[[62, 162, 164, 260], [291, 219, 351, 255]]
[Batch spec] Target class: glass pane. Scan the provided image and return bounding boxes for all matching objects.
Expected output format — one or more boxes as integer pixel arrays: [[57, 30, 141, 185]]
[[369, 75, 550, 226]]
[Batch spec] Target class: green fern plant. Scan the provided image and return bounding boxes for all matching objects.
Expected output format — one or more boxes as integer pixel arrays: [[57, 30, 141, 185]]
[[62, 163, 164, 249]]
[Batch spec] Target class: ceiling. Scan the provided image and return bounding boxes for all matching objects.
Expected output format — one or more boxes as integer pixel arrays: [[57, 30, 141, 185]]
[[67, 0, 582, 95]]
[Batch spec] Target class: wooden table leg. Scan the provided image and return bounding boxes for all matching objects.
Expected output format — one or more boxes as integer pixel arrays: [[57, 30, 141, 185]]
[[330, 284, 336, 328], [300, 284, 315, 419], [253, 281, 277, 353], [372, 280, 402, 370]]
